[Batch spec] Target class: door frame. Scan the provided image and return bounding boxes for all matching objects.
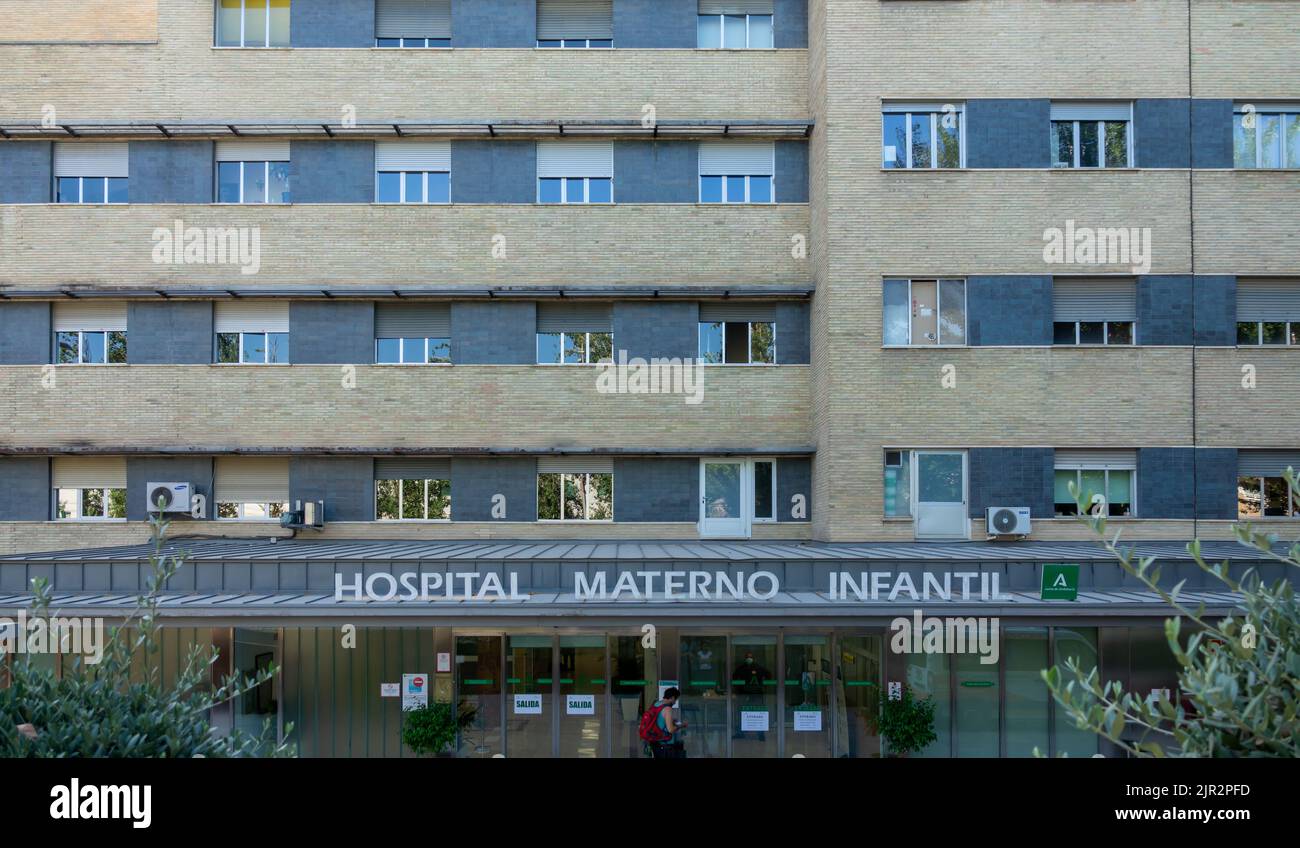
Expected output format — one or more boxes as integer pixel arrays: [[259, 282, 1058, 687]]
[[698, 457, 777, 539], [910, 449, 970, 540]]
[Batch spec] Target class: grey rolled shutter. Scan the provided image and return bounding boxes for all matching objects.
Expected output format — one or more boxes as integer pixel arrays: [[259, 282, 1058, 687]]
[[375, 303, 451, 337], [51, 457, 128, 488], [376, 0, 451, 39], [1236, 279, 1300, 322], [375, 458, 452, 479], [536, 0, 613, 39], [214, 301, 290, 333], [374, 141, 451, 172], [1238, 451, 1300, 477], [215, 141, 290, 162], [1052, 279, 1137, 322], [536, 141, 614, 178], [1054, 449, 1137, 467], [536, 302, 613, 333], [1049, 102, 1132, 122], [698, 1, 774, 14], [698, 142, 775, 176], [214, 457, 290, 503], [52, 301, 129, 331], [537, 456, 614, 474], [53, 143, 129, 177], [698, 301, 777, 323]]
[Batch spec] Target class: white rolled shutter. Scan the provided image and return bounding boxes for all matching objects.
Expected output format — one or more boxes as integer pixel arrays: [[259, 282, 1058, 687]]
[[375, 0, 451, 39], [53, 143, 128, 178], [215, 141, 290, 162], [1052, 279, 1137, 322], [52, 301, 128, 331], [374, 303, 451, 337], [699, 1, 774, 14], [1239, 451, 1300, 477], [698, 301, 777, 322], [214, 301, 290, 333], [1237, 279, 1300, 322], [214, 457, 290, 504], [374, 458, 452, 480], [536, 141, 613, 178], [538, 456, 614, 474], [536, 302, 613, 333], [1050, 102, 1132, 122], [51, 457, 127, 489], [1054, 449, 1137, 468], [375, 141, 451, 172], [698, 142, 775, 176], [536, 0, 613, 39]]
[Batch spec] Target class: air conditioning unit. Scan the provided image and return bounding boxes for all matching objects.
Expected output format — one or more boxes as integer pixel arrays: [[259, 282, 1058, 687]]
[[146, 482, 193, 514], [279, 500, 325, 530], [986, 506, 1031, 537]]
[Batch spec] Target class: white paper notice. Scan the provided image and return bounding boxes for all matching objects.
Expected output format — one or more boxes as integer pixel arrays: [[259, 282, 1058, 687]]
[[740, 709, 770, 732], [380, 683, 400, 698], [514, 694, 543, 715], [793, 710, 822, 732], [566, 694, 596, 716]]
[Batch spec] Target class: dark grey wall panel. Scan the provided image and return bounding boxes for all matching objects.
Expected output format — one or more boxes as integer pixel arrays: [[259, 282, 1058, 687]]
[[451, 0, 534, 47], [968, 448, 1054, 519], [614, 0, 695, 47], [0, 141, 51, 203], [289, 301, 375, 363], [290, 141, 375, 203], [613, 458, 697, 521], [775, 301, 809, 364], [966, 276, 1053, 346], [1137, 448, 1195, 519], [451, 457, 537, 521], [1195, 448, 1238, 520], [125, 457, 215, 521], [612, 141, 696, 203], [450, 140, 536, 203], [0, 458, 50, 521], [1137, 275, 1194, 346], [290, 0, 375, 46], [612, 301, 698, 360], [965, 99, 1051, 168], [775, 140, 809, 202], [127, 302, 213, 364], [777, 457, 811, 522], [128, 141, 214, 203], [1191, 99, 1234, 169], [450, 302, 536, 364], [0, 302, 51, 364], [1134, 99, 1191, 169], [289, 457, 373, 522], [1194, 275, 1236, 346], [774, 0, 808, 48]]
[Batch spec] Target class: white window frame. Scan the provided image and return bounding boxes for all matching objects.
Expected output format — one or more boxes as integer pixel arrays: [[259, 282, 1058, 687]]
[[537, 471, 614, 522], [883, 278, 968, 347], [1236, 320, 1299, 346], [1051, 119, 1133, 169], [536, 331, 613, 365], [53, 329, 128, 365], [216, 501, 291, 521], [216, 0, 288, 49], [697, 13, 773, 49], [697, 320, 777, 365], [881, 105, 966, 169], [376, 37, 451, 47], [537, 176, 613, 204], [537, 38, 611, 48], [216, 331, 289, 365], [55, 176, 127, 204], [1236, 475, 1300, 519], [1053, 464, 1137, 517], [375, 478, 451, 521], [376, 170, 451, 204], [750, 458, 777, 523], [1234, 108, 1300, 169], [54, 487, 127, 521], [1054, 320, 1136, 346], [217, 160, 288, 204], [375, 337, 452, 364], [697, 174, 774, 204]]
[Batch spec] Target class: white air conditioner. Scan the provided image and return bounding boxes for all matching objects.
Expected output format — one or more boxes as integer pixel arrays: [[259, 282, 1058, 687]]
[[146, 482, 193, 514], [986, 506, 1031, 537]]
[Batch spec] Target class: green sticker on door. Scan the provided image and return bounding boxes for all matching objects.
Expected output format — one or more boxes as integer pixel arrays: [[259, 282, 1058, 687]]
[[1040, 563, 1079, 601]]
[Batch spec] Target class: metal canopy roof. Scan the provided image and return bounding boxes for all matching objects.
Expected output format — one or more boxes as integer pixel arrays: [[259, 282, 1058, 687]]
[[0, 285, 815, 302], [0, 119, 813, 141]]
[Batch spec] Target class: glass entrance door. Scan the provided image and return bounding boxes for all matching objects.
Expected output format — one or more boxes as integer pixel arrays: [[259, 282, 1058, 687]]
[[835, 634, 882, 758], [558, 635, 605, 758], [913, 450, 968, 539], [699, 460, 749, 538], [679, 634, 728, 757], [732, 635, 778, 757], [506, 635, 552, 758], [455, 635, 503, 757], [784, 635, 831, 758], [611, 634, 656, 758]]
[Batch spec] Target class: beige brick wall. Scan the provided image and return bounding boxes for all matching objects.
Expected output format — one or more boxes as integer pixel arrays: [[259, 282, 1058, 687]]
[[1191, 1, 1300, 99], [0, 0, 157, 44], [0, 204, 811, 288], [1195, 349, 1300, 448], [0, 365, 811, 451], [1193, 172, 1300, 276]]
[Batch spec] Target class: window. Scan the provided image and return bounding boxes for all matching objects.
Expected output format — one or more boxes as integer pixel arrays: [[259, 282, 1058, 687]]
[[376, 336, 451, 363], [1053, 451, 1136, 517], [536, 0, 613, 47], [54, 143, 128, 203], [1052, 278, 1136, 345], [216, 0, 291, 48], [55, 487, 126, 520], [377, 170, 450, 203], [216, 331, 289, 364], [217, 160, 291, 203], [217, 501, 289, 520], [882, 103, 963, 169], [1236, 280, 1300, 346], [375, 141, 450, 203], [1050, 103, 1132, 168], [883, 278, 966, 346], [374, 302, 451, 363], [697, 321, 774, 364], [1237, 453, 1300, 518], [537, 459, 613, 521], [1234, 105, 1300, 169], [214, 301, 290, 364], [375, 0, 451, 46], [752, 459, 775, 522], [376, 479, 451, 520], [697, 2, 773, 49], [883, 450, 911, 517], [52, 302, 128, 364], [537, 141, 614, 204], [699, 142, 774, 203], [214, 457, 290, 521], [51, 458, 127, 521], [536, 331, 612, 364]]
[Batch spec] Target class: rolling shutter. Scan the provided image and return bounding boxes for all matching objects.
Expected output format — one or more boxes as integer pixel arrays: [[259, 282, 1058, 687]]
[[52, 301, 128, 331], [536, 302, 612, 333], [1049, 102, 1132, 121], [375, 140, 451, 172], [1054, 449, 1137, 468], [536, 141, 613, 178], [214, 457, 290, 503], [375, 0, 451, 39], [214, 301, 290, 333], [374, 458, 452, 480], [699, 1, 774, 14], [51, 457, 127, 489], [1236, 279, 1300, 322], [537, 456, 614, 474], [536, 0, 613, 39], [698, 301, 777, 322], [698, 142, 775, 176], [1238, 451, 1300, 477], [374, 303, 451, 337], [1052, 278, 1137, 322], [53, 143, 129, 178], [215, 141, 290, 162]]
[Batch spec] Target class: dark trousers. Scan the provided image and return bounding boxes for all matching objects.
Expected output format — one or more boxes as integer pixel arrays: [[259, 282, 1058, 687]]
[[651, 741, 685, 759]]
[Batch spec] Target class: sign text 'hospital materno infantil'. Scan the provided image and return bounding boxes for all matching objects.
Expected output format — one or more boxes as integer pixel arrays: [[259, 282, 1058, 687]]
[[334, 570, 1017, 603]]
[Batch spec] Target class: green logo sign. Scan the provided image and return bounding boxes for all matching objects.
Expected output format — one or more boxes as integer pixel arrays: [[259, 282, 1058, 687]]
[[1041, 563, 1079, 601]]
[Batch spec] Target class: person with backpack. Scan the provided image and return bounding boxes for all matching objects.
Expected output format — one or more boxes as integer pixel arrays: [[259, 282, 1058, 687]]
[[639, 687, 687, 758]]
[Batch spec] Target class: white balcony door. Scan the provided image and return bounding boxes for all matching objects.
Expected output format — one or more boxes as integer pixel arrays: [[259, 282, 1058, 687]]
[[912, 450, 969, 540], [699, 459, 751, 539]]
